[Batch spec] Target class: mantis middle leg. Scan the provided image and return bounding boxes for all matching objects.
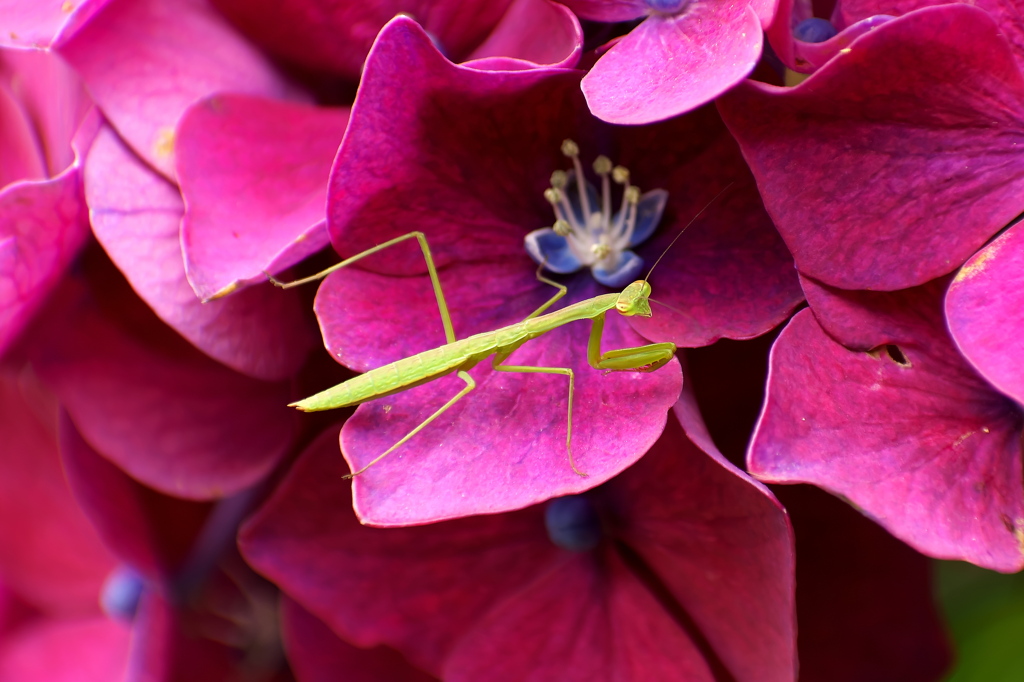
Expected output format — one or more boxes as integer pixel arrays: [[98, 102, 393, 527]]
[[491, 351, 585, 477], [266, 230, 457, 344]]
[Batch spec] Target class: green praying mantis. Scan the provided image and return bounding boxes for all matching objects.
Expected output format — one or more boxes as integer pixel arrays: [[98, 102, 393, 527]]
[[267, 188, 730, 479]]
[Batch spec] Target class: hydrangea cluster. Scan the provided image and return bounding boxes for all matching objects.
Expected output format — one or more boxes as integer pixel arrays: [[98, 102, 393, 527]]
[[7, 0, 1020, 678]]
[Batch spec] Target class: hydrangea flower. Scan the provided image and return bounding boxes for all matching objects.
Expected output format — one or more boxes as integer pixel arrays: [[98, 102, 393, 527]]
[[312, 16, 801, 525]]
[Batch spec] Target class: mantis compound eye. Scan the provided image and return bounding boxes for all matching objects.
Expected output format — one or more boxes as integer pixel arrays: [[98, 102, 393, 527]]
[[524, 139, 668, 288]]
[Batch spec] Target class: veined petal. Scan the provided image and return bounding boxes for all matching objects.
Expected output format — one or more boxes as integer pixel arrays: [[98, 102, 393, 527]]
[[524, 228, 584, 273]]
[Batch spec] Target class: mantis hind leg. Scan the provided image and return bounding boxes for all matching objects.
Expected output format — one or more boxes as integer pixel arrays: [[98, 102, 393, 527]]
[[266, 231, 457, 344], [343, 371, 476, 478], [491, 353, 586, 477], [525, 264, 568, 320]]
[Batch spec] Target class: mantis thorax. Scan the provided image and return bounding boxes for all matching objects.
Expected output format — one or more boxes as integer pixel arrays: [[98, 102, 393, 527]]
[[615, 281, 653, 317]]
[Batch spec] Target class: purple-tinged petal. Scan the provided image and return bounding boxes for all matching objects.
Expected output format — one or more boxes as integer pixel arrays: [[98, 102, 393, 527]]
[[60, 413, 213, 580], [0, 370, 116, 616], [582, 4, 763, 124], [321, 271, 681, 526], [0, 617, 131, 681], [0, 166, 89, 356], [84, 124, 315, 381], [749, 287, 1024, 571], [718, 4, 1024, 290], [465, 0, 583, 68], [617, 107, 804, 347], [57, 0, 299, 178], [281, 597, 437, 682], [559, 0, 648, 22], [177, 94, 348, 300], [947, 222, 1024, 405], [0, 0, 110, 49], [776, 485, 951, 682], [628, 189, 667, 247], [591, 249, 643, 287], [524, 228, 584, 273], [32, 272, 297, 500]]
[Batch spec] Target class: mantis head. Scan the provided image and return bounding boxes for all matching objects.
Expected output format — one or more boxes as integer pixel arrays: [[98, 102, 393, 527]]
[[615, 280, 653, 317]]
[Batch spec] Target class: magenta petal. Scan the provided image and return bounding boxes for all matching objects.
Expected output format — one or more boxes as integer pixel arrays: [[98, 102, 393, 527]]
[[608, 400, 796, 682], [0, 371, 116, 615], [0, 168, 89, 356], [946, 222, 1024, 405], [34, 278, 296, 500], [614, 107, 803, 346], [443, 550, 715, 681], [718, 5, 1024, 289], [177, 94, 348, 300], [559, 0, 647, 22], [60, 413, 213, 579], [281, 597, 436, 682], [0, 0, 109, 49], [336, 290, 682, 525], [240, 430, 561, 674], [466, 0, 582, 68], [749, 304, 1024, 571], [0, 77, 45, 186], [582, 5, 763, 124], [0, 617, 130, 681], [57, 0, 297, 178], [85, 124, 315, 381]]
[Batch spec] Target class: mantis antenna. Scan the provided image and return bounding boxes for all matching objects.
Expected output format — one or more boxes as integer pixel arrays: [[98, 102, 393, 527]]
[[643, 182, 735, 283]]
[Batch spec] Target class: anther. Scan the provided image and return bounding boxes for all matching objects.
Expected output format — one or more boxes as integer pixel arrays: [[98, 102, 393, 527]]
[[612, 166, 630, 184], [561, 139, 580, 157], [553, 219, 571, 236], [592, 243, 611, 259], [592, 155, 612, 175], [550, 170, 568, 189], [624, 186, 640, 204], [544, 188, 562, 205]]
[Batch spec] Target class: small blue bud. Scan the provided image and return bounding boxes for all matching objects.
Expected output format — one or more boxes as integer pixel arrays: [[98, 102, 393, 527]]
[[545, 495, 602, 552], [794, 18, 838, 44]]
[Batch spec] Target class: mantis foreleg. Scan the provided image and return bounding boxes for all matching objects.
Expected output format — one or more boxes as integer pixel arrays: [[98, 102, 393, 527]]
[[343, 370, 476, 478], [587, 312, 677, 372], [267, 231, 456, 344], [491, 351, 584, 477]]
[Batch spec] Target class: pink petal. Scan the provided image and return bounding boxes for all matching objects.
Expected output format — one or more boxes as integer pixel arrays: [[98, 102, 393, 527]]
[[84, 124, 315, 381], [0, 370, 116, 615], [465, 0, 582, 68], [558, 0, 647, 22], [0, 167, 89, 356], [0, 76, 44, 187], [582, 4, 763, 124], [210, 0, 523, 78], [946, 222, 1024, 406], [749, 297, 1024, 571], [318, 267, 680, 526], [240, 429, 560, 674], [33, 273, 297, 500], [718, 5, 1024, 289], [0, 617, 130, 681], [0, 0, 110, 49], [177, 94, 348, 300], [57, 0, 299, 178], [281, 597, 437, 682], [60, 413, 214, 579], [443, 549, 715, 681]]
